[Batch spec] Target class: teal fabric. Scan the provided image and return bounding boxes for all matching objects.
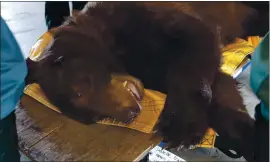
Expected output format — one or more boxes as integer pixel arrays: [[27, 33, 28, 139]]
[[0, 17, 28, 120], [260, 102, 269, 121], [250, 32, 269, 121]]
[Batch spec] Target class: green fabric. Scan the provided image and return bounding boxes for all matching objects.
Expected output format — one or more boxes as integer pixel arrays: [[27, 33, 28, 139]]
[[250, 32, 269, 121]]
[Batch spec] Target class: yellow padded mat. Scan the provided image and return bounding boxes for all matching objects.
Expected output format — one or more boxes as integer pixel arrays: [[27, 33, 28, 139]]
[[24, 83, 166, 134], [247, 36, 261, 48], [24, 30, 257, 148], [220, 38, 256, 76]]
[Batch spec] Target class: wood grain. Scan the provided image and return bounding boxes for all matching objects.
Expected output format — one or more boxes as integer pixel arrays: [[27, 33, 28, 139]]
[[17, 95, 160, 161]]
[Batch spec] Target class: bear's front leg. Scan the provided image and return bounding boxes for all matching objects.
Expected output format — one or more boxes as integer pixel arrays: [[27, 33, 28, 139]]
[[209, 71, 255, 161], [152, 8, 221, 148]]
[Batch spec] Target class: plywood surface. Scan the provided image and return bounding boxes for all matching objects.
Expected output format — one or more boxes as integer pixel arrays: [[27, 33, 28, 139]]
[[17, 95, 160, 161]]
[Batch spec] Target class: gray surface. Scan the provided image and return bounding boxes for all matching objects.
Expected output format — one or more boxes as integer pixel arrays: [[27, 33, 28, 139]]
[[20, 151, 31, 162], [1, 2, 259, 162], [1, 2, 47, 58], [237, 65, 260, 119]]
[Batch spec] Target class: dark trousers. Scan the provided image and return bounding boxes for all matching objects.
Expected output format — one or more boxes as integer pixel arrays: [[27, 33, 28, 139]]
[[45, 1, 87, 29], [254, 104, 269, 162], [0, 111, 20, 162]]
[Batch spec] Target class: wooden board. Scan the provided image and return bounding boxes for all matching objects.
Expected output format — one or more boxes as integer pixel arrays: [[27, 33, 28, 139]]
[[17, 95, 160, 161]]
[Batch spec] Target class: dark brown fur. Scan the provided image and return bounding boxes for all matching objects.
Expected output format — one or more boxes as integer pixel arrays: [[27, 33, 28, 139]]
[[26, 2, 268, 160]]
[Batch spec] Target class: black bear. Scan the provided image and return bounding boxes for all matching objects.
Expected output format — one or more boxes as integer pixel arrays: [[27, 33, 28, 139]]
[[26, 2, 268, 161]]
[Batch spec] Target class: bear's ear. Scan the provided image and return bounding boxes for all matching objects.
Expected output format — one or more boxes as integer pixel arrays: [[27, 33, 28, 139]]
[[25, 58, 38, 85]]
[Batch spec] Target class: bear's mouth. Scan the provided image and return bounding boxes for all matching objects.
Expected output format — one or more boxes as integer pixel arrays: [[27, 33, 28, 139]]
[[123, 81, 141, 105], [111, 74, 145, 100], [122, 80, 142, 111], [104, 74, 144, 123], [111, 73, 145, 111]]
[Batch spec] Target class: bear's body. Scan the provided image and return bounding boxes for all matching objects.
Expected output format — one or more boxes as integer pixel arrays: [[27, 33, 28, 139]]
[[26, 2, 268, 161]]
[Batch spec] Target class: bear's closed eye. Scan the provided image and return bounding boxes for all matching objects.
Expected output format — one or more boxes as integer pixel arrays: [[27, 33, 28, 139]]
[[53, 56, 64, 65], [77, 92, 83, 97]]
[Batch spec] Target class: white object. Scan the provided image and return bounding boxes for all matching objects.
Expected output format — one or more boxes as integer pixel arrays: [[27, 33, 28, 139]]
[[148, 145, 186, 162]]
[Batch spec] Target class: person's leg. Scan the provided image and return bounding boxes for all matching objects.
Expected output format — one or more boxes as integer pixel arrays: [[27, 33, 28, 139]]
[[0, 111, 20, 162], [45, 2, 70, 30], [71, 1, 87, 16], [254, 103, 269, 162], [72, 1, 87, 10]]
